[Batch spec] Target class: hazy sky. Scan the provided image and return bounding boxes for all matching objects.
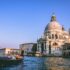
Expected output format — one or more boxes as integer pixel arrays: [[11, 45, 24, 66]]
[[0, 0, 70, 48]]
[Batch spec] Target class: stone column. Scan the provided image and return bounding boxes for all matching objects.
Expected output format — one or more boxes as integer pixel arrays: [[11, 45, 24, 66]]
[[51, 33, 52, 39], [39, 44, 41, 53], [58, 34, 60, 39], [44, 43, 45, 51], [46, 42, 49, 54]]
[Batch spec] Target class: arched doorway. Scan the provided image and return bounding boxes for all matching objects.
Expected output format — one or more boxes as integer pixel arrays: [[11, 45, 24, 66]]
[[53, 42, 58, 46]]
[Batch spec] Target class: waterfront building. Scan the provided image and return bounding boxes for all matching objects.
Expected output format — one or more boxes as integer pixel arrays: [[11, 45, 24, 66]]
[[0, 48, 20, 56], [20, 43, 37, 55], [37, 14, 70, 56]]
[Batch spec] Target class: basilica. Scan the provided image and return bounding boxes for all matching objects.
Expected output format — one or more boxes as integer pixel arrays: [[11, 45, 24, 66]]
[[37, 14, 70, 56]]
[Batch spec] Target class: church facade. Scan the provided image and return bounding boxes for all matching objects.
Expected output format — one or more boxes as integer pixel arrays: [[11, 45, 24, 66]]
[[37, 15, 70, 56]]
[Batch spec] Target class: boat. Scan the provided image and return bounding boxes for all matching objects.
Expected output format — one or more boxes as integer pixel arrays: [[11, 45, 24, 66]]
[[0, 55, 23, 67]]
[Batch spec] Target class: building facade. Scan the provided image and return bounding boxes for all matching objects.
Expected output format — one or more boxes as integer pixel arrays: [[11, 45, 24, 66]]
[[0, 48, 20, 56], [20, 43, 36, 55], [37, 15, 70, 56]]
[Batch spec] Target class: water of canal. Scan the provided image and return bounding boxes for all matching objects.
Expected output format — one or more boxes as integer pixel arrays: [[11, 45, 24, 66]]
[[0, 56, 70, 70]]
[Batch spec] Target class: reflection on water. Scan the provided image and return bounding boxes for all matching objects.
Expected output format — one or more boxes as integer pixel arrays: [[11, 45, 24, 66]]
[[46, 57, 70, 70], [0, 56, 70, 70]]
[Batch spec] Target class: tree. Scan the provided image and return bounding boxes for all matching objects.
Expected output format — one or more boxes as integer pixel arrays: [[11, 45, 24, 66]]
[[32, 44, 37, 53]]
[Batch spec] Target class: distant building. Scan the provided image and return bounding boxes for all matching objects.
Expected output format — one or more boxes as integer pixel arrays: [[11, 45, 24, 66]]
[[0, 48, 20, 56], [20, 43, 37, 55], [37, 14, 70, 56]]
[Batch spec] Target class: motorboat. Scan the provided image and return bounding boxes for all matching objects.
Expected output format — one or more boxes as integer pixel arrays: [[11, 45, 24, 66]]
[[0, 55, 23, 67]]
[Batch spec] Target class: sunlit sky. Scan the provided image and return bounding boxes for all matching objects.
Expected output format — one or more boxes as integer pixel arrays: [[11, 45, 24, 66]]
[[0, 0, 70, 48]]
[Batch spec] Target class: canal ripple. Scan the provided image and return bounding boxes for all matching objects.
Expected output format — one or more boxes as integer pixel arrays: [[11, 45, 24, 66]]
[[0, 56, 70, 70]]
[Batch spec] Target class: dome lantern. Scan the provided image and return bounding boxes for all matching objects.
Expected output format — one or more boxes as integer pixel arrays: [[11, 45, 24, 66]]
[[51, 14, 56, 21]]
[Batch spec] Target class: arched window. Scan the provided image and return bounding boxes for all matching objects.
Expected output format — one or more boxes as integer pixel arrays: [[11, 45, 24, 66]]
[[53, 42, 58, 46], [52, 34, 54, 39], [48, 35, 51, 39], [48, 33, 51, 39], [55, 34, 58, 39]]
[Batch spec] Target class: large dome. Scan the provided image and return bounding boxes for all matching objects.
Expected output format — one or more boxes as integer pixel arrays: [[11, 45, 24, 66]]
[[44, 15, 62, 33]]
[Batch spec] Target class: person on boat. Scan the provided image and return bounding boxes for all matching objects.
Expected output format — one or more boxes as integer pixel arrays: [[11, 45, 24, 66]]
[[15, 54, 23, 59]]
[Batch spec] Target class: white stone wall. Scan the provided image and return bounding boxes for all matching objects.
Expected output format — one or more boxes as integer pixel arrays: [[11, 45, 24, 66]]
[[0, 49, 5, 56], [20, 43, 35, 55], [37, 15, 70, 56]]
